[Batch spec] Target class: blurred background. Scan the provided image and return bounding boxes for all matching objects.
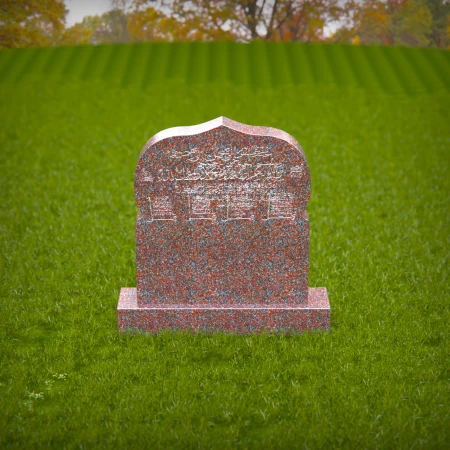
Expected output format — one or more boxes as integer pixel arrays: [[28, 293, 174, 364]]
[[1, 0, 449, 49]]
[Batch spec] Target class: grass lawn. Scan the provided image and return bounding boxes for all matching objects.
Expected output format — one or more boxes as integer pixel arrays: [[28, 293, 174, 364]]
[[0, 42, 449, 448]]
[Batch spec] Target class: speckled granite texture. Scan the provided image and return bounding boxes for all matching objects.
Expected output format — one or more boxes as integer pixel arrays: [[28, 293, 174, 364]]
[[118, 287, 330, 334], [118, 116, 330, 334]]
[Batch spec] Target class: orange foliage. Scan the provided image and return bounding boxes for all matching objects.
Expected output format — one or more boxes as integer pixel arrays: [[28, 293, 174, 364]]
[[0, 0, 67, 48]]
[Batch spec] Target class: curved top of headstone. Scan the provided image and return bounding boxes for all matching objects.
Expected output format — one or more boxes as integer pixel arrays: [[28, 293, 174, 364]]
[[140, 116, 305, 154], [134, 116, 311, 216]]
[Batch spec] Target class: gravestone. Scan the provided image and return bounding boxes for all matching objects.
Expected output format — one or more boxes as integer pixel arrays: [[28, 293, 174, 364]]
[[117, 117, 330, 334]]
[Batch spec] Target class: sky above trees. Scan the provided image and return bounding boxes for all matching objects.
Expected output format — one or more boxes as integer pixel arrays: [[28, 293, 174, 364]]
[[64, 0, 112, 27]]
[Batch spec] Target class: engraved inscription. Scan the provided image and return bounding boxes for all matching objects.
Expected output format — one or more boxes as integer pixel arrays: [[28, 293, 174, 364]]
[[226, 184, 254, 220], [157, 162, 286, 182], [149, 195, 176, 221], [142, 144, 302, 222], [267, 191, 294, 219], [168, 145, 271, 161], [290, 164, 303, 178], [184, 185, 216, 220], [142, 168, 154, 182], [157, 144, 288, 182], [189, 195, 216, 220]]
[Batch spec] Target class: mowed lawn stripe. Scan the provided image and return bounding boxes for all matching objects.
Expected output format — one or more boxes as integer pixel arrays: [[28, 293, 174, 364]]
[[14, 46, 54, 83], [421, 47, 450, 90], [1, 43, 449, 95], [144, 42, 171, 85], [266, 43, 294, 86], [286, 43, 316, 85], [358, 45, 389, 92], [121, 43, 151, 87], [44, 45, 77, 82], [82, 44, 116, 83], [0, 47, 36, 83], [383, 46, 429, 95], [248, 42, 272, 89], [363, 45, 405, 94], [228, 43, 252, 86], [166, 42, 190, 82], [401, 46, 448, 93], [0, 48, 15, 80], [207, 42, 229, 84], [308, 43, 338, 84], [104, 44, 133, 86], [186, 42, 209, 85], [320, 44, 358, 87]]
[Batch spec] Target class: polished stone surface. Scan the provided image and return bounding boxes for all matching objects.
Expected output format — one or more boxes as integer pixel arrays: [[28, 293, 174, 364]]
[[118, 116, 329, 333], [118, 287, 330, 334]]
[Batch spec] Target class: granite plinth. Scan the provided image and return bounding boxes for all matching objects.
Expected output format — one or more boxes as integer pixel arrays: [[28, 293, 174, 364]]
[[117, 287, 330, 334]]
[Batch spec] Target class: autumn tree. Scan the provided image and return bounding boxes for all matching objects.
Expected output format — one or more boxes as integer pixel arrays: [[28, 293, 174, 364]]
[[127, 6, 170, 41], [354, 0, 393, 45], [330, 0, 445, 48], [114, 0, 348, 42], [0, 0, 67, 49], [3, 0, 447, 48], [389, 0, 433, 46], [275, 0, 344, 41], [59, 22, 93, 46], [126, 5, 236, 41], [70, 8, 130, 45], [423, 0, 450, 48]]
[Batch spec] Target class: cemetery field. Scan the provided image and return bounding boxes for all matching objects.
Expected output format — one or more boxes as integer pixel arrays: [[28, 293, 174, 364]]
[[1, 43, 449, 448]]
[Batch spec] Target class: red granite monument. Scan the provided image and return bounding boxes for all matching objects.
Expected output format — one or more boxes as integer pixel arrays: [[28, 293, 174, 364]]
[[117, 117, 330, 333]]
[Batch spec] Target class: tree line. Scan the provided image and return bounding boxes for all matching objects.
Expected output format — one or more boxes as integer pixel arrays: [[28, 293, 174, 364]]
[[1, 0, 449, 49]]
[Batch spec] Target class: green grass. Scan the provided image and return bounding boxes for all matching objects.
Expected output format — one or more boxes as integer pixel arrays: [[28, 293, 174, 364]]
[[0, 42, 449, 448], [0, 42, 449, 94]]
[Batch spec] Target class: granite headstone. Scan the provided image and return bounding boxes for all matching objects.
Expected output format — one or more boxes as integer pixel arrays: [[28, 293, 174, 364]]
[[117, 117, 330, 333]]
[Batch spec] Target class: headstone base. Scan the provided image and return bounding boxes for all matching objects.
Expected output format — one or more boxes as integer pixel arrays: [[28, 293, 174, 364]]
[[117, 288, 330, 334]]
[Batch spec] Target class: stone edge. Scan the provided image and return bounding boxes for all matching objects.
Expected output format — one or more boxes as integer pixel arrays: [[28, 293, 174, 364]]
[[117, 287, 330, 334], [139, 116, 305, 159]]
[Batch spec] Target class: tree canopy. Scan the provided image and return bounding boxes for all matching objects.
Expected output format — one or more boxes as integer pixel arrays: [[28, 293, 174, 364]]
[[0, 0, 67, 48], [113, 0, 347, 42], [332, 0, 443, 47], [0, 0, 449, 49]]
